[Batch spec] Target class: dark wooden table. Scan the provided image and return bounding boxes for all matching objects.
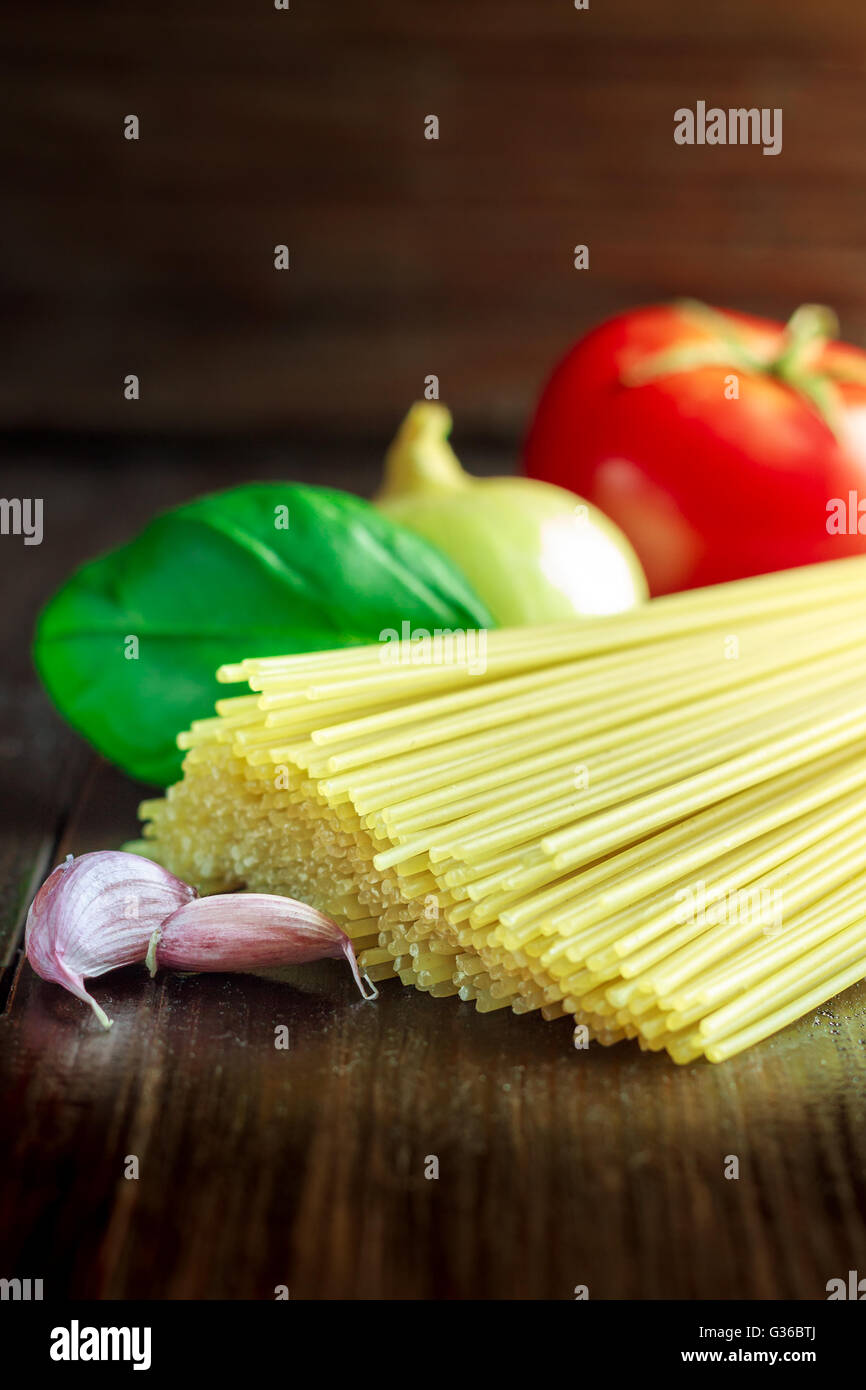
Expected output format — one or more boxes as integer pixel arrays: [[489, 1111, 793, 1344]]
[[4, 0, 866, 444], [2, 450, 866, 1300]]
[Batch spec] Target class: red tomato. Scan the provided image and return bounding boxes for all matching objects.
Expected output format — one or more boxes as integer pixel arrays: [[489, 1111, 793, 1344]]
[[523, 302, 866, 595]]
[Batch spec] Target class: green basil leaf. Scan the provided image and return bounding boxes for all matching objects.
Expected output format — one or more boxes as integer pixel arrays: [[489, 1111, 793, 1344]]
[[33, 482, 495, 786]]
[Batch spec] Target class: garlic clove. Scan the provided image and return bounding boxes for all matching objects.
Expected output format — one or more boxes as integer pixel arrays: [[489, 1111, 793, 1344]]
[[146, 893, 378, 1001], [25, 851, 197, 1028]]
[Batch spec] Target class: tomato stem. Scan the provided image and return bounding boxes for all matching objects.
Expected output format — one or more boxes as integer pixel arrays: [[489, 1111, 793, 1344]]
[[621, 301, 845, 441]]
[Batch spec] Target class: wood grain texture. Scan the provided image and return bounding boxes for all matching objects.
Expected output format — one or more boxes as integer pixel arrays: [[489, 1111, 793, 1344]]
[[2, 762, 866, 1300], [1, 455, 866, 1300], [2, 0, 865, 440]]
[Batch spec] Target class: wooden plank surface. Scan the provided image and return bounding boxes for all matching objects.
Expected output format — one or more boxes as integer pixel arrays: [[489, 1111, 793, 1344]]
[[2, 454, 866, 1299], [2, 0, 866, 439]]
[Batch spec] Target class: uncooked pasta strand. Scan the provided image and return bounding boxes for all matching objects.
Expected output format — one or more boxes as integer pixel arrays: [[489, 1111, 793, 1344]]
[[141, 554, 866, 1064]]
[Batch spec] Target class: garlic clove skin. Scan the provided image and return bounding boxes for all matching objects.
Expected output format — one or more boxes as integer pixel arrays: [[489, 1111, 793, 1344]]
[[25, 851, 197, 1028], [147, 893, 378, 1001]]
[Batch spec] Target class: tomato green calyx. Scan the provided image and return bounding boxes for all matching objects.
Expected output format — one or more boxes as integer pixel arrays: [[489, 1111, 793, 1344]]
[[621, 300, 852, 439], [377, 401, 473, 500], [771, 304, 838, 377]]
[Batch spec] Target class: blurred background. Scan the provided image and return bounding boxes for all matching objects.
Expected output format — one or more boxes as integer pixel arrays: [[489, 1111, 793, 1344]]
[[3, 0, 866, 459]]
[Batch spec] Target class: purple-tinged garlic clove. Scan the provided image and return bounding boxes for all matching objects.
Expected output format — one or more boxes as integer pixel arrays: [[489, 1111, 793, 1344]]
[[146, 893, 378, 1001], [25, 851, 197, 1029]]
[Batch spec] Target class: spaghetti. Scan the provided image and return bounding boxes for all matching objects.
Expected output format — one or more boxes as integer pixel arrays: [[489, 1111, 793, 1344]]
[[140, 555, 866, 1062]]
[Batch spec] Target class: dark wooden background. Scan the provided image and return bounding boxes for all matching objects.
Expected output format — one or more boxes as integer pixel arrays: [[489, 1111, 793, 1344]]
[[3, 0, 866, 1302], [2, 0, 866, 445]]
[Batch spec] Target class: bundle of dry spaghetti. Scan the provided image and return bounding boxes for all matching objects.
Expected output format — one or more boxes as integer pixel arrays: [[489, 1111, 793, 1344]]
[[140, 554, 866, 1063]]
